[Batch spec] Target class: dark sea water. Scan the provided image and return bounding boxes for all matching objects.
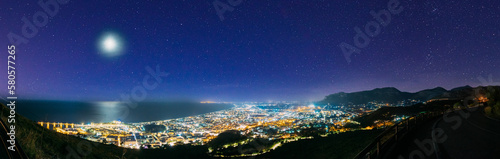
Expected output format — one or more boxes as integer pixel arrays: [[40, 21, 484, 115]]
[[16, 100, 233, 123]]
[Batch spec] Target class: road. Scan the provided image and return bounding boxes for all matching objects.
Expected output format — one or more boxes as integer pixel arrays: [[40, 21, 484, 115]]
[[385, 107, 500, 159], [433, 107, 500, 159]]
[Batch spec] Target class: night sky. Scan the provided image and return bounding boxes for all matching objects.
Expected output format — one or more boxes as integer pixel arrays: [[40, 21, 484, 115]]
[[1, 0, 499, 102]]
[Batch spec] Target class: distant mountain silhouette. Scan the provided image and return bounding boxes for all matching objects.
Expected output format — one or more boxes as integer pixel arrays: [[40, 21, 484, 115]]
[[317, 86, 496, 105]]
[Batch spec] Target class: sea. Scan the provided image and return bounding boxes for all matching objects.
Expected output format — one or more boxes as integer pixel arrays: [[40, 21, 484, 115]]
[[15, 100, 233, 123]]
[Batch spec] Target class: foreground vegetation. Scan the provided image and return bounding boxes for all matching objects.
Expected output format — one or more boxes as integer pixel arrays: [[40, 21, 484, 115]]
[[484, 87, 500, 119]]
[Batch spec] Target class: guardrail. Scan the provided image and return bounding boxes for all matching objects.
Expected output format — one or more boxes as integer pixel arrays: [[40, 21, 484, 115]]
[[0, 104, 29, 159], [354, 111, 444, 159]]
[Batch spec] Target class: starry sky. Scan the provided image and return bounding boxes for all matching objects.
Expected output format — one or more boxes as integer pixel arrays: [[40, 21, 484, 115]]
[[1, 0, 499, 102]]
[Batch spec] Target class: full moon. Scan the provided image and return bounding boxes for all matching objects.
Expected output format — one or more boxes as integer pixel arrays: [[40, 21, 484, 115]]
[[98, 32, 124, 57], [103, 36, 118, 51]]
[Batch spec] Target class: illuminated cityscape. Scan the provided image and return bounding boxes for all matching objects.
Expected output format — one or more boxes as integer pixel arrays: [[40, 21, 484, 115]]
[[40, 100, 418, 151], [2, 0, 500, 158]]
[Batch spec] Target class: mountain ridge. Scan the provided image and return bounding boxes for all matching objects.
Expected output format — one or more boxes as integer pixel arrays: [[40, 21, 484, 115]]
[[317, 86, 494, 105]]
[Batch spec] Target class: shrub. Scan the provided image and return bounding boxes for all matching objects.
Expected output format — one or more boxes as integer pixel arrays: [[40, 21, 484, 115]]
[[493, 103, 500, 118], [485, 106, 493, 117]]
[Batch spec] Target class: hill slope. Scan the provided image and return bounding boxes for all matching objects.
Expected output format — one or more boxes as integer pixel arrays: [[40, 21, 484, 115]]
[[257, 130, 383, 159], [317, 86, 495, 105]]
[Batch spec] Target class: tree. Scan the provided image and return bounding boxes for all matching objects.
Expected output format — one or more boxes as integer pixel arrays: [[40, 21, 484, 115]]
[[453, 102, 462, 109], [486, 87, 500, 118], [208, 130, 247, 148]]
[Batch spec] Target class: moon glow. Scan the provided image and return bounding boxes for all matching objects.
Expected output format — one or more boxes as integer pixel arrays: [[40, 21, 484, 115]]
[[98, 32, 124, 57]]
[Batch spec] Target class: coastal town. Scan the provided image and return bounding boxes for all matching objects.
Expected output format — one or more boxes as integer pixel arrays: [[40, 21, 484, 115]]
[[37, 100, 419, 150]]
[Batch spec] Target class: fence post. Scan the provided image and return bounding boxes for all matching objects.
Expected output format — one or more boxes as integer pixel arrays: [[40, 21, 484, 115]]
[[406, 119, 409, 131], [376, 140, 380, 157], [395, 125, 398, 141]]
